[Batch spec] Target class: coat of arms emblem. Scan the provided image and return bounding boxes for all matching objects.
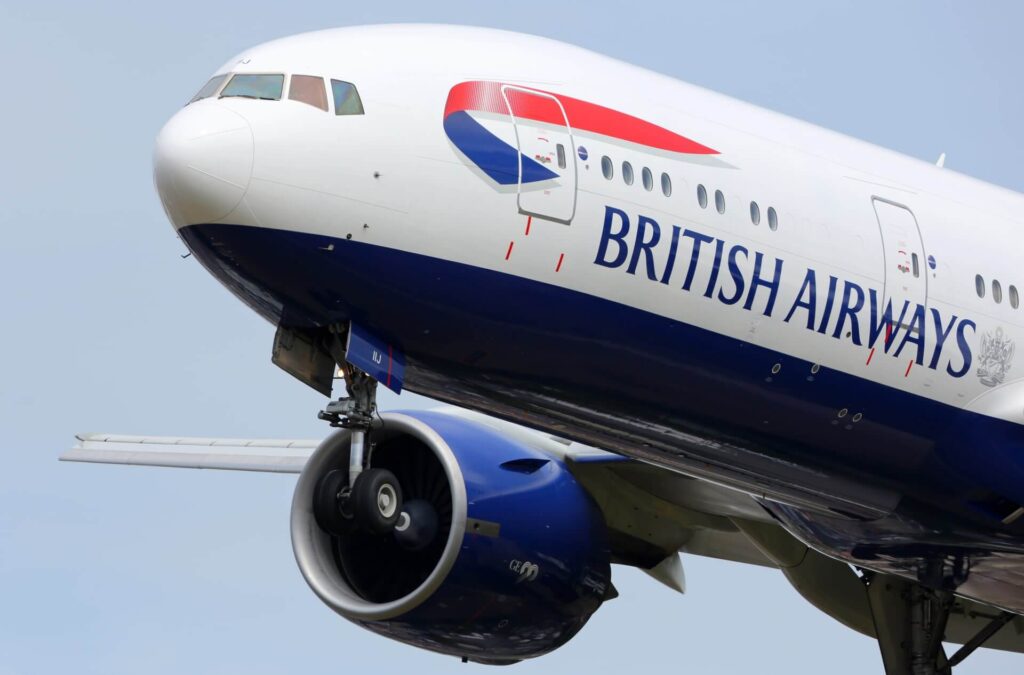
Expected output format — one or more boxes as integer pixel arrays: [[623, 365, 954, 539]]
[[977, 327, 1015, 387]]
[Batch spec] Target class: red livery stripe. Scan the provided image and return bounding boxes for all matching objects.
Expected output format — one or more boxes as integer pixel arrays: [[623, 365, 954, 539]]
[[445, 81, 718, 156]]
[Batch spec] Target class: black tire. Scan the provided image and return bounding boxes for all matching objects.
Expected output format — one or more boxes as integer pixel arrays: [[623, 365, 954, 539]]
[[351, 468, 404, 534], [313, 469, 354, 536]]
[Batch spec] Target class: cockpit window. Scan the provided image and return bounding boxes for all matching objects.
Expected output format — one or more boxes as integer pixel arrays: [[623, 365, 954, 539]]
[[188, 74, 229, 104], [331, 80, 364, 115], [220, 74, 285, 101], [289, 75, 328, 112]]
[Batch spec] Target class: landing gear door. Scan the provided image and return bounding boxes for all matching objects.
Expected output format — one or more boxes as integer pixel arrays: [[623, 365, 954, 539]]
[[501, 86, 578, 225], [872, 198, 928, 327]]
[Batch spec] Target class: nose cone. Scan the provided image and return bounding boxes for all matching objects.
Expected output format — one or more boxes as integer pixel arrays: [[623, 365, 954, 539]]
[[154, 103, 254, 227]]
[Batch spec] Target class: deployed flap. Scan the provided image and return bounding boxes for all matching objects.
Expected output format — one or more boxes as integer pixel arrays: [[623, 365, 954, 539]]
[[60, 433, 317, 473]]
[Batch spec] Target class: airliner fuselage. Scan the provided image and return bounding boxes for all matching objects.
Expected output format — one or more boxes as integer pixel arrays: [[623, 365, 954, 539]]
[[154, 24, 1024, 616]]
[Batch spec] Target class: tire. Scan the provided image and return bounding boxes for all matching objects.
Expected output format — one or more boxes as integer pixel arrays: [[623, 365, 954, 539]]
[[313, 469, 354, 536], [351, 468, 404, 534]]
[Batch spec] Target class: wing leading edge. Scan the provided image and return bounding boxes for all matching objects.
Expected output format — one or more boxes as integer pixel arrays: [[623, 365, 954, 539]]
[[60, 433, 317, 473]]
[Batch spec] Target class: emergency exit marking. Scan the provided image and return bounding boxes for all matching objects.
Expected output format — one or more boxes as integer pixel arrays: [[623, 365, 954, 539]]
[[525, 215, 532, 236], [555, 253, 565, 272], [505, 241, 514, 261]]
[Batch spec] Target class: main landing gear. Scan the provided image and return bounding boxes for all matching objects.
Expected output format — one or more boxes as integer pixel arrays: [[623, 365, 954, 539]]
[[864, 566, 1015, 675], [315, 361, 404, 536]]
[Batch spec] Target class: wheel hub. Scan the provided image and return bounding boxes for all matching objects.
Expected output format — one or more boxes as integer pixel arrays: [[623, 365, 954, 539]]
[[378, 484, 398, 518]]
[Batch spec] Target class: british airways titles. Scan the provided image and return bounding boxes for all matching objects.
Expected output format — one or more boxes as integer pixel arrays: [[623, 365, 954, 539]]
[[593, 206, 975, 377]]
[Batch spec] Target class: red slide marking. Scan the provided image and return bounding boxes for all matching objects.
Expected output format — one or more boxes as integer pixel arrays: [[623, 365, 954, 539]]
[[505, 241, 514, 260], [866, 347, 876, 366], [555, 253, 565, 272], [904, 360, 914, 377], [525, 215, 532, 236], [386, 344, 393, 388]]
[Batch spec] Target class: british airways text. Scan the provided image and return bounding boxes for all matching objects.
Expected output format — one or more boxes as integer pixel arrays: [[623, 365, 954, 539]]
[[593, 206, 975, 377]]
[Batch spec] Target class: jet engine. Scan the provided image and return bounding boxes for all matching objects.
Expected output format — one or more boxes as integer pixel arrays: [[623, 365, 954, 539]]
[[290, 410, 612, 664]]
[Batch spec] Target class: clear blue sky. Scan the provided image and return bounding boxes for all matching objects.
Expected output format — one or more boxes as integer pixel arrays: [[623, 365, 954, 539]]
[[2, 1, 1022, 673]]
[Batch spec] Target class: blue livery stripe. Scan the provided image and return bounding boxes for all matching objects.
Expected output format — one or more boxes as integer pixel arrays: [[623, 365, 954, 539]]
[[443, 111, 558, 185]]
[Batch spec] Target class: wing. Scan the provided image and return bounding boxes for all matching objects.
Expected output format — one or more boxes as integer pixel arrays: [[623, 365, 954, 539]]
[[440, 408, 779, 572], [434, 409, 1024, 652], [60, 433, 318, 473], [61, 417, 782, 575], [61, 417, 1024, 654]]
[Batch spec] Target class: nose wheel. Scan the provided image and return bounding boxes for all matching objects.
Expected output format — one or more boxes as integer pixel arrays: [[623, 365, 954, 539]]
[[351, 468, 404, 534], [313, 469, 355, 535], [314, 466, 406, 535]]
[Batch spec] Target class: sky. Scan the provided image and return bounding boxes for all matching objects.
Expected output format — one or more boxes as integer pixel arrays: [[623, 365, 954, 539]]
[[2, 1, 1023, 673]]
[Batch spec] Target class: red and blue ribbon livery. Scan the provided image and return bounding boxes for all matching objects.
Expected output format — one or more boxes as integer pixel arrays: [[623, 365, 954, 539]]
[[442, 80, 719, 185]]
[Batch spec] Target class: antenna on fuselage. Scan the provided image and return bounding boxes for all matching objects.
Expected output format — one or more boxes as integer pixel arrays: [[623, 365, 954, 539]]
[[936, 152, 946, 168]]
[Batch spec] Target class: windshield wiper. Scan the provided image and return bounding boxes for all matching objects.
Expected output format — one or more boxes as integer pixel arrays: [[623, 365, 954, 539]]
[[223, 94, 278, 101]]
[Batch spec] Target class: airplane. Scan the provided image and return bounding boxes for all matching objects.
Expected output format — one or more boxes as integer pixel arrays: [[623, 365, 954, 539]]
[[60, 23, 1024, 674]]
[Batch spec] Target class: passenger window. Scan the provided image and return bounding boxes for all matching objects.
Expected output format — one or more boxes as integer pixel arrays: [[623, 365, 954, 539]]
[[189, 74, 229, 104], [331, 80, 364, 115], [993, 279, 1003, 304], [556, 144, 567, 169], [715, 190, 725, 214], [1011, 285, 1020, 309], [641, 167, 653, 191], [750, 201, 760, 225], [622, 161, 634, 186], [912, 253, 920, 278], [289, 75, 328, 111], [221, 74, 285, 100], [661, 172, 672, 197], [976, 274, 986, 298], [767, 207, 778, 231], [697, 184, 708, 209], [601, 156, 614, 180]]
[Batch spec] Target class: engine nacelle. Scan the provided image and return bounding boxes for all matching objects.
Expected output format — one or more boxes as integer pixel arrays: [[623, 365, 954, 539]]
[[291, 410, 611, 664]]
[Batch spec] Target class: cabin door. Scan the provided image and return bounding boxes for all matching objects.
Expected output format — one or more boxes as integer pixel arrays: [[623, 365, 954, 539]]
[[872, 197, 928, 332], [502, 86, 578, 224]]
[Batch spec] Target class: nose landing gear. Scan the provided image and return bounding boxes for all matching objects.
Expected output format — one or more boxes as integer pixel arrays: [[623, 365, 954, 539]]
[[315, 353, 406, 536]]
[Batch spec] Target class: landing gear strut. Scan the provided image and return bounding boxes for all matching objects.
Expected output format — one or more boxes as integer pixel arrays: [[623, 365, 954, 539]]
[[864, 568, 1014, 674], [315, 358, 403, 535], [318, 362, 377, 484], [866, 573, 954, 675]]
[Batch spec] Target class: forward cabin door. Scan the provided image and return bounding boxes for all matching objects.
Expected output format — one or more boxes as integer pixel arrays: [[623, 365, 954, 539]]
[[872, 198, 928, 332], [501, 86, 578, 224]]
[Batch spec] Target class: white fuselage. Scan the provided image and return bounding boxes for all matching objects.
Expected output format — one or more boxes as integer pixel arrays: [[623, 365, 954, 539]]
[[154, 24, 1024, 611], [162, 25, 1024, 421]]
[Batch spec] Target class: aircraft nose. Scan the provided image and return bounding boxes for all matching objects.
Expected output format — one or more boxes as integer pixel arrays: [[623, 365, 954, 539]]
[[153, 103, 253, 227]]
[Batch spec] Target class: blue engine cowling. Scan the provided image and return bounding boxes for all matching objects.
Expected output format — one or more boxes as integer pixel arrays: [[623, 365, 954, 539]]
[[291, 410, 612, 664]]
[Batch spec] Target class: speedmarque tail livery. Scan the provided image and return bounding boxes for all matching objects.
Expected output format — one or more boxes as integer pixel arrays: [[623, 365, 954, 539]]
[[64, 24, 1024, 673]]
